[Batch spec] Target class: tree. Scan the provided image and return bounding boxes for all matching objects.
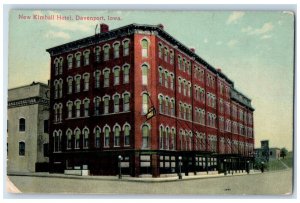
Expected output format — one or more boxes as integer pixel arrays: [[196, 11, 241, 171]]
[[280, 148, 288, 159]]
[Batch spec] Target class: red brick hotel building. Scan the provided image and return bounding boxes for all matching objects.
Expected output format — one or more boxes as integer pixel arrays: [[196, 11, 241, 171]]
[[46, 24, 254, 177]]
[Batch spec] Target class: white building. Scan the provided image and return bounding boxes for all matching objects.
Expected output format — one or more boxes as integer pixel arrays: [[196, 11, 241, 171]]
[[7, 82, 50, 173]]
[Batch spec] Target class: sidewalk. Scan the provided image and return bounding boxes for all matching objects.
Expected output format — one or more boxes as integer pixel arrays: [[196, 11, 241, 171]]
[[7, 170, 262, 183]]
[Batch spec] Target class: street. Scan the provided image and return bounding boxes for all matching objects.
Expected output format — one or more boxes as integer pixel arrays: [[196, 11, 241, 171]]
[[8, 169, 292, 195]]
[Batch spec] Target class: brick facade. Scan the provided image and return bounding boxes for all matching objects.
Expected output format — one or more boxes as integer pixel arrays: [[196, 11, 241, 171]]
[[47, 23, 255, 177]]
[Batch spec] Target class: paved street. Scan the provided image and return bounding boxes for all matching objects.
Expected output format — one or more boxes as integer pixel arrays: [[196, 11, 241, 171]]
[[8, 169, 292, 195]]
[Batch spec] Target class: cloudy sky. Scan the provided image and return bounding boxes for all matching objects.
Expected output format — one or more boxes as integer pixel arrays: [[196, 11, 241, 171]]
[[8, 10, 294, 150]]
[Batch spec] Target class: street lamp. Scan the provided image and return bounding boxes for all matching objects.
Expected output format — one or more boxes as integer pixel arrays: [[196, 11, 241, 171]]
[[118, 155, 123, 179], [178, 156, 182, 180], [246, 160, 250, 174], [224, 159, 227, 176]]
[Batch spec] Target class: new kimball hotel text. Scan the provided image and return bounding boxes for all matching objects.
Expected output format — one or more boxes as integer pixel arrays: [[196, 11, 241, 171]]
[[46, 23, 255, 177]]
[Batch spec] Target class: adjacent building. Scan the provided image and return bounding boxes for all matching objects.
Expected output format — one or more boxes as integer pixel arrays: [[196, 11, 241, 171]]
[[7, 82, 50, 173], [255, 140, 280, 161], [46, 23, 255, 177]]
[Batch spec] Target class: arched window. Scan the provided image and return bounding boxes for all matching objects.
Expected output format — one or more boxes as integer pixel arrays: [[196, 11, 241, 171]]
[[142, 64, 149, 85], [67, 55, 73, 69], [54, 59, 59, 75], [170, 99, 175, 116], [113, 43, 120, 58], [142, 93, 149, 114], [94, 127, 101, 148], [75, 76, 81, 93], [67, 77, 73, 94], [94, 71, 101, 88], [66, 129, 72, 149], [19, 118, 25, 132], [164, 47, 169, 62], [170, 50, 174, 64], [165, 127, 170, 150], [159, 125, 164, 149], [171, 128, 176, 150], [67, 101, 73, 118], [75, 53, 81, 68], [170, 73, 174, 89], [83, 74, 90, 91], [83, 128, 89, 148], [94, 97, 101, 116], [75, 129, 80, 149], [19, 141, 25, 156], [103, 69, 110, 87], [142, 39, 149, 57], [114, 125, 120, 147], [158, 43, 163, 58], [124, 124, 130, 146], [103, 96, 109, 114], [123, 65, 130, 83], [83, 51, 90, 66], [179, 130, 184, 150], [95, 47, 100, 62], [59, 58, 63, 75], [83, 99, 89, 117], [123, 40, 129, 56], [54, 81, 58, 99], [114, 94, 120, 113], [142, 125, 150, 149], [123, 93, 130, 112], [178, 56, 182, 70], [103, 45, 110, 61], [165, 97, 169, 115], [75, 100, 81, 117], [104, 127, 110, 147], [158, 67, 163, 85], [113, 67, 120, 85], [164, 70, 169, 88], [158, 95, 164, 113]]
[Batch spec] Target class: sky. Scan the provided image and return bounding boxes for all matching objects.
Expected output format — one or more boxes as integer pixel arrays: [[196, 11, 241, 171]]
[[8, 10, 294, 150]]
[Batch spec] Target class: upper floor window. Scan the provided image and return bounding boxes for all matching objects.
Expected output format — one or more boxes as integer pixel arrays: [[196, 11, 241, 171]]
[[75, 129, 80, 149], [158, 43, 163, 58], [142, 93, 149, 114], [67, 77, 73, 94], [123, 93, 130, 112], [95, 127, 101, 148], [103, 45, 110, 61], [142, 64, 149, 85], [83, 128, 89, 148], [114, 94, 120, 113], [123, 65, 130, 84], [75, 76, 81, 93], [113, 43, 120, 58], [19, 118, 25, 132], [124, 125, 130, 146], [75, 100, 81, 117], [170, 50, 174, 64], [67, 55, 73, 69], [19, 141, 25, 156], [54, 59, 59, 75], [83, 51, 90, 66], [84, 99, 90, 117], [123, 40, 129, 56], [94, 97, 101, 116], [94, 71, 101, 88], [142, 39, 149, 57], [67, 102, 73, 118], [104, 97, 110, 114], [75, 53, 81, 68], [103, 69, 110, 87], [66, 130, 72, 149], [164, 47, 169, 62], [83, 74, 90, 91], [104, 127, 110, 147], [58, 58, 63, 75], [95, 47, 100, 62], [178, 56, 182, 70], [113, 67, 120, 85], [114, 125, 120, 147]]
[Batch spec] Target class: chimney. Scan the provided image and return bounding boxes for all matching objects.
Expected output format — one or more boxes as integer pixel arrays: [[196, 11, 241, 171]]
[[190, 48, 195, 53], [217, 68, 222, 72], [100, 23, 109, 33], [158, 24, 164, 30]]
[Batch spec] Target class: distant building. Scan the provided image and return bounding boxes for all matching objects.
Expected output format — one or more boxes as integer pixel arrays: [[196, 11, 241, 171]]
[[46, 23, 255, 177], [7, 82, 50, 173], [255, 140, 281, 162]]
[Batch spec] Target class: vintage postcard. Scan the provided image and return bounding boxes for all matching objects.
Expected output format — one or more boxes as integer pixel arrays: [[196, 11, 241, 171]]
[[6, 9, 294, 195]]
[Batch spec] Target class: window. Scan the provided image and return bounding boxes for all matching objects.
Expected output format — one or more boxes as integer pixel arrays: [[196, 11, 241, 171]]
[[59, 58, 63, 75], [159, 125, 164, 149], [94, 71, 101, 88], [95, 127, 101, 148], [123, 65, 130, 83], [114, 125, 120, 147], [67, 77, 73, 94], [170, 50, 174, 64], [75, 76, 81, 93], [142, 39, 149, 57], [104, 127, 110, 147], [75, 129, 80, 149], [104, 69, 110, 87], [165, 127, 170, 149], [158, 68, 163, 85], [19, 141, 25, 156], [142, 125, 150, 148], [84, 99, 89, 117], [83, 74, 89, 91], [170, 74, 174, 89], [57, 104, 62, 122], [44, 120, 49, 133], [123, 40, 129, 56], [164, 71, 168, 88], [178, 78, 182, 93], [67, 130, 72, 149], [170, 99, 175, 116], [75, 100, 81, 117], [104, 97, 109, 114], [171, 128, 176, 150], [103, 45, 110, 61], [124, 125, 130, 146], [123, 93, 130, 111], [67, 102, 73, 118], [164, 47, 169, 62], [75, 53, 81, 68], [159, 95, 164, 113], [113, 43, 120, 58], [43, 143, 49, 157], [58, 80, 63, 98], [165, 97, 169, 115], [142, 93, 149, 114], [142, 64, 148, 85], [113, 67, 120, 85], [83, 51, 90, 66], [158, 43, 163, 58], [114, 94, 120, 113], [95, 47, 100, 62], [178, 56, 182, 70], [94, 97, 100, 116], [83, 128, 89, 148], [19, 118, 25, 132], [54, 59, 59, 75]]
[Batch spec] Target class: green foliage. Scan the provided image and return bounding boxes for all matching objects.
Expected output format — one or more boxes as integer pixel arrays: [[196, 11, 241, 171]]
[[280, 148, 288, 159]]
